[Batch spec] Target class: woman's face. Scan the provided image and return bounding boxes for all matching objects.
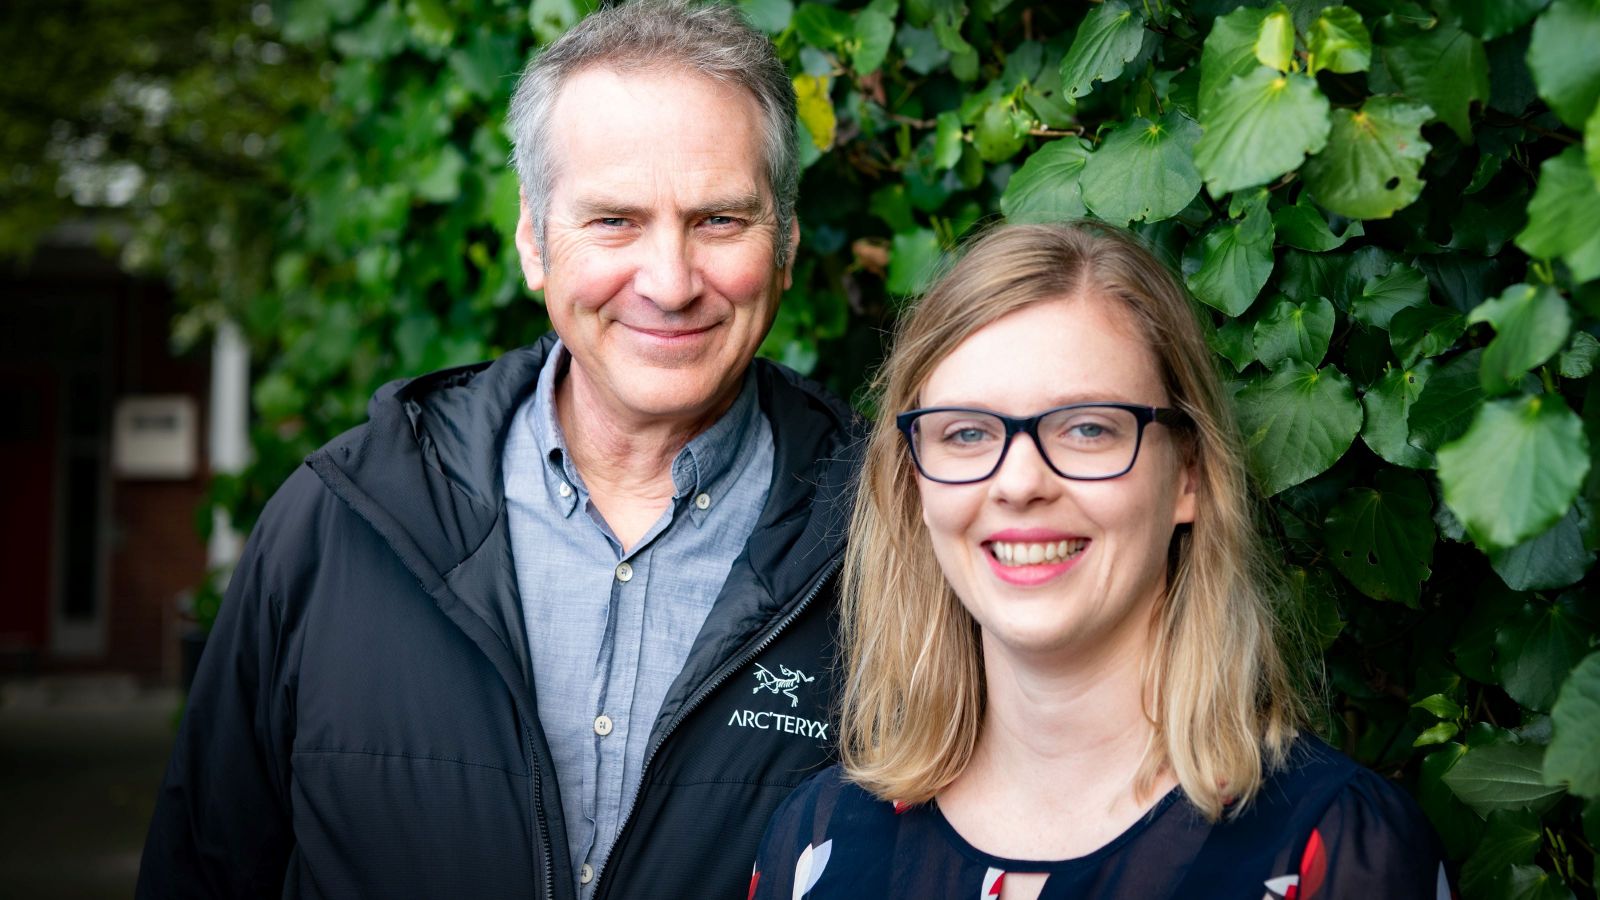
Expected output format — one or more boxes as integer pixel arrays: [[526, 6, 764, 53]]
[[915, 294, 1197, 665]]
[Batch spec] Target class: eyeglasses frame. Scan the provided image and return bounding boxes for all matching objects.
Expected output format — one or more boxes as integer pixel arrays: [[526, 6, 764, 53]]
[[895, 402, 1191, 485]]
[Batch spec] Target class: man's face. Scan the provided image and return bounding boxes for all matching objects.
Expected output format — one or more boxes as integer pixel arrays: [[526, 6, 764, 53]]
[[515, 66, 796, 430]]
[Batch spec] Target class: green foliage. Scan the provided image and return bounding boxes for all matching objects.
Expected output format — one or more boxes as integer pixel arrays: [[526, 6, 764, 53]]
[[14, 0, 1597, 889]]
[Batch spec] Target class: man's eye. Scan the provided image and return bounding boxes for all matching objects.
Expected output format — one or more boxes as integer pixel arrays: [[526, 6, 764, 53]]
[[595, 217, 629, 228]]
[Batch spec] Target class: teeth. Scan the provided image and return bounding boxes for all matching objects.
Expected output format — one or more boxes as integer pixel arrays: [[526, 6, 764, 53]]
[[989, 539, 1087, 566]]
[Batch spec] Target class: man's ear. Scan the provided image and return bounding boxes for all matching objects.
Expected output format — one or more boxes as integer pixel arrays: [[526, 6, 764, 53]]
[[780, 217, 801, 290], [515, 190, 546, 292]]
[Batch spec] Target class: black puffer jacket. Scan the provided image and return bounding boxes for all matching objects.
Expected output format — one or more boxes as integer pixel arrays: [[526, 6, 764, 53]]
[[139, 334, 862, 899]]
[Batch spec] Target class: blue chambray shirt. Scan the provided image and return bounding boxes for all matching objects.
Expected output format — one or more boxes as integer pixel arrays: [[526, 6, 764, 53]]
[[502, 343, 774, 898]]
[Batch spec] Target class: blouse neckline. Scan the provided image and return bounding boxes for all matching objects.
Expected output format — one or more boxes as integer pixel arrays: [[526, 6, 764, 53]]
[[927, 786, 1186, 874]]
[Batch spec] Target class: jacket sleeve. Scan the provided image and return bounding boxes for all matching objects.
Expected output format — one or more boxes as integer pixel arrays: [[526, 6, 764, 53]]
[[137, 481, 306, 898]]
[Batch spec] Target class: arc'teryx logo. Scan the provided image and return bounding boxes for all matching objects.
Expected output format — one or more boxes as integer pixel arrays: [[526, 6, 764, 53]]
[[726, 662, 829, 741], [751, 663, 814, 708]]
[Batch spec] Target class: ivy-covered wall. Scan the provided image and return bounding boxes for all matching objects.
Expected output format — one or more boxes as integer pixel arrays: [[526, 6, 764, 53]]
[[152, 0, 1600, 894]]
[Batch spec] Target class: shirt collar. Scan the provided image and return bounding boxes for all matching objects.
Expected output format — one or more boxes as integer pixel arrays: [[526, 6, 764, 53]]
[[525, 340, 762, 524]]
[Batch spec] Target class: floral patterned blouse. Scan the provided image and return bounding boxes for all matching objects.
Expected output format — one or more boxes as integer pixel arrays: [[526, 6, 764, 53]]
[[751, 737, 1453, 900]]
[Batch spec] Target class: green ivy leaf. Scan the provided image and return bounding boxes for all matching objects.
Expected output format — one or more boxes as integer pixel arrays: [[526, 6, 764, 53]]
[[1354, 263, 1429, 330], [1438, 392, 1592, 549], [1528, 0, 1600, 129], [1209, 316, 1257, 373], [1195, 69, 1330, 196], [972, 101, 1031, 162], [895, 25, 949, 75], [1415, 693, 1464, 719], [1407, 349, 1485, 453], [1323, 470, 1435, 606], [933, 111, 965, 170], [1058, 0, 1147, 99], [1497, 593, 1598, 712], [1443, 737, 1566, 816], [1199, 6, 1270, 122], [1253, 295, 1334, 369], [1545, 651, 1600, 798], [999, 137, 1090, 223], [1375, 19, 1489, 141], [1420, 744, 1485, 859], [1362, 361, 1435, 469], [1492, 505, 1596, 590], [1302, 97, 1432, 221], [793, 2, 853, 49], [1080, 113, 1202, 225], [1187, 197, 1275, 316], [1468, 283, 1573, 395], [738, 0, 794, 35], [1253, 5, 1294, 72], [1502, 865, 1578, 899], [1460, 809, 1545, 899], [852, 8, 896, 74], [793, 74, 836, 151], [887, 228, 943, 296], [1236, 361, 1363, 495], [1391, 305, 1467, 367], [1457, 0, 1551, 41], [1307, 6, 1371, 75], [1414, 722, 1461, 748], [1516, 146, 1600, 283], [1561, 331, 1599, 378], [1274, 195, 1362, 252]]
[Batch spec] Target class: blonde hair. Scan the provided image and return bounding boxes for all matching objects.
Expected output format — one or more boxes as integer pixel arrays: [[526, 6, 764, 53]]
[[838, 221, 1304, 821]]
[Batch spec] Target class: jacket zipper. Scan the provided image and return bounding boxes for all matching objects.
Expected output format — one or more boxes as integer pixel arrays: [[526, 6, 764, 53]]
[[531, 727, 556, 900], [589, 555, 843, 898]]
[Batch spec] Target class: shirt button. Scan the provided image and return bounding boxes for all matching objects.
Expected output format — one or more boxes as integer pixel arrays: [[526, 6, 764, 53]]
[[694, 492, 711, 510], [615, 562, 633, 583], [558, 482, 572, 498], [579, 863, 594, 884], [593, 714, 613, 736]]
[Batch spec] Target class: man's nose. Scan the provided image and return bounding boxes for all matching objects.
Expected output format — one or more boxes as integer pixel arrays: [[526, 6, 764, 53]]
[[633, 227, 701, 311]]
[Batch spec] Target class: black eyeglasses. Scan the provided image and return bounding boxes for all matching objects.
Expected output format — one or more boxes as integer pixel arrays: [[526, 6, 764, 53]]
[[896, 403, 1190, 484]]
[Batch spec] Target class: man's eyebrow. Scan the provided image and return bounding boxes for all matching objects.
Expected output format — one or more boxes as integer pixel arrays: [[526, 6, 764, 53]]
[[568, 194, 768, 220]]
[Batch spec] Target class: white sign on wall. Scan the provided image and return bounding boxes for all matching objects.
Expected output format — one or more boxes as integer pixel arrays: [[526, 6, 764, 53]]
[[112, 395, 198, 479]]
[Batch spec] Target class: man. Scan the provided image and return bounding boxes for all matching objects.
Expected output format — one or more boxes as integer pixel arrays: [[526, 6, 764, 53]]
[[138, 3, 859, 897]]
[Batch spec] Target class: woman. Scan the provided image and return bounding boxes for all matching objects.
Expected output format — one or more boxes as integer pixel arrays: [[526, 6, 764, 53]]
[[751, 223, 1449, 899]]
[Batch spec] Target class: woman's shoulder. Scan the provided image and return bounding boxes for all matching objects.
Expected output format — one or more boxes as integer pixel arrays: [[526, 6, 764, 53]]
[[1246, 735, 1451, 898]]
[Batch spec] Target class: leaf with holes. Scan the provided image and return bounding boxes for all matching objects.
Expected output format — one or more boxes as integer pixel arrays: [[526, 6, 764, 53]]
[[1000, 137, 1090, 223], [1253, 295, 1334, 369], [1362, 361, 1435, 469], [1324, 470, 1435, 607], [1468, 283, 1573, 395], [1058, 0, 1146, 99], [1303, 97, 1432, 220], [1516, 146, 1600, 282], [1080, 114, 1202, 225], [1235, 362, 1363, 495], [1438, 392, 1591, 549], [1195, 68, 1330, 196]]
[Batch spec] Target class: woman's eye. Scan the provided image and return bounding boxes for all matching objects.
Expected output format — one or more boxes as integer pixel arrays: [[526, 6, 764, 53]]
[[943, 426, 993, 445]]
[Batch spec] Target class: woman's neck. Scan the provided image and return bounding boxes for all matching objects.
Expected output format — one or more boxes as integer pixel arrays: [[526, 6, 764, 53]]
[[936, 620, 1175, 867]]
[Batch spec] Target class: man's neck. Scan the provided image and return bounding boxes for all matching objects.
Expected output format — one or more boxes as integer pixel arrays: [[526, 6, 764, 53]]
[[554, 364, 738, 550]]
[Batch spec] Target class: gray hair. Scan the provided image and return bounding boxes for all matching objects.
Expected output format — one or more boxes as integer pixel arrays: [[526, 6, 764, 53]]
[[507, 0, 799, 268]]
